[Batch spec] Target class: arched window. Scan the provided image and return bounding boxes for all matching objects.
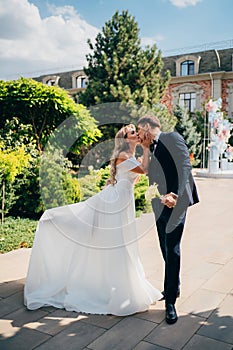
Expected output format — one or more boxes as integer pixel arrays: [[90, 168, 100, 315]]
[[77, 76, 87, 88], [42, 75, 59, 86], [175, 55, 200, 76], [71, 71, 87, 89], [46, 79, 56, 86], [181, 60, 194, 76]]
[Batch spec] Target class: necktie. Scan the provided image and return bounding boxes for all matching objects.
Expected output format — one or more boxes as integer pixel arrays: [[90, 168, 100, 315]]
[[149, 139, 158, 153]]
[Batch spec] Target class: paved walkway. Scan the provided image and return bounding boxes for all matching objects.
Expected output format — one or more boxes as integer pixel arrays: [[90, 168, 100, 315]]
[[0, 177, 233, 350]]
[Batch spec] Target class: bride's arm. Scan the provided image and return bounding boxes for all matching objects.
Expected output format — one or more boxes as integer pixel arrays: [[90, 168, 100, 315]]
[[130, 147, 150, 174], [116, 144, 150, 174], [116, 149, 150, 175]]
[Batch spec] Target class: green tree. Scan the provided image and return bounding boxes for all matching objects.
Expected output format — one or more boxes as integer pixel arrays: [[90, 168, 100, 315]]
[[0, 78, 101, 152], [79, 10, 170, 108], [138, 103, 177, 132], [40, 148, 81, 210], [0, 117, 42, 219], [0, 117, 83, 219], [174, 105, 202, 166], [0, 142, 31, 224]]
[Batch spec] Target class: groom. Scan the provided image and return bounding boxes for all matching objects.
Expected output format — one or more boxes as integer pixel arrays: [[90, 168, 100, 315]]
[[138, 115, 199, 324]]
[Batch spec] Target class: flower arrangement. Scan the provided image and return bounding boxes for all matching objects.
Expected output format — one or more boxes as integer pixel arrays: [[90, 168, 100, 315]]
[[205, 98, 221, 115], [205, 98, 232, 158], [225, 145, 233, 161], [145, 183, 163, 201]]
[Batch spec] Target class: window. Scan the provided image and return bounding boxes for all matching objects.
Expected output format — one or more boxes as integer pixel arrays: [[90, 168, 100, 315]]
[[172, 84, 202, 111], [72, 71, 86, 89], [42, 75, 59, 86], [181, 60, 194, 76], [226, 82, 233, 120], [46, 79, 56, 86], [179, 92, 196, 112], [77, 76, 87, 88], [175, 55, 200, 76]]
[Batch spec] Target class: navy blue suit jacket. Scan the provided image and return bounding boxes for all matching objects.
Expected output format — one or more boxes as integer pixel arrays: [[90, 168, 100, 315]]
[[148, 131, 199, 209]]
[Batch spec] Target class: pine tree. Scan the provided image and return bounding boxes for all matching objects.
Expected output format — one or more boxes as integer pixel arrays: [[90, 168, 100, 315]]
[[174, 105, 202, 166], [79, 10, 170, 108]]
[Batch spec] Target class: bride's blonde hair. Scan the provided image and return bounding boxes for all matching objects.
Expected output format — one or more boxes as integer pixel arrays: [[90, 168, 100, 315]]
[[109, 124, 135, 185]]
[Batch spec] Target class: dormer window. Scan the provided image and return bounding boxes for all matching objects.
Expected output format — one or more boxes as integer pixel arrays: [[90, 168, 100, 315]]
[[176, 55, 200, 77], [72, 72, 87, 89], [77, 76, 87, 88], [181, 60, 194, 76], [47, 79, 56, 86], [42, 75, 60, 86]]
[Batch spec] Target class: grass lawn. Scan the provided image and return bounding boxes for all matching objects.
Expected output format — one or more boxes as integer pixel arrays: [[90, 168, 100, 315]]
[[0, 217, 37, 254]]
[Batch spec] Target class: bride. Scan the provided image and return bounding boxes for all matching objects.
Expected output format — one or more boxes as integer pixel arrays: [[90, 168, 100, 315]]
[[24, 124, 162, 316]]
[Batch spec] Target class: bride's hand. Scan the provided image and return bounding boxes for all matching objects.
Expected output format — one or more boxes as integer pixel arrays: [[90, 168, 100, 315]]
[[161, 194, 177, 208], [140, 132, 151, 149]]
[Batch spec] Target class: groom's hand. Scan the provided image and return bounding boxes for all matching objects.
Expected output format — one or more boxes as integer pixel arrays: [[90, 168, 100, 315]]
[[161, 193, 177, 208]]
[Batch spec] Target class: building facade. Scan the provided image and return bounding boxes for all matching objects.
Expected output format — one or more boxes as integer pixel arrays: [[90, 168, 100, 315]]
[[33, 70, 87, 103], [161, 47, 233, 118], [33, 47, 233, 118]]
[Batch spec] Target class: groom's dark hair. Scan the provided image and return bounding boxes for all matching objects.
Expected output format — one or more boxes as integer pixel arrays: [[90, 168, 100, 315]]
[[138, 115, 161, 128]]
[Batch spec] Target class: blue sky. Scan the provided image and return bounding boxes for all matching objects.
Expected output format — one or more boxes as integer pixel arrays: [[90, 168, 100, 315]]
[[0, 0, 233, 80]]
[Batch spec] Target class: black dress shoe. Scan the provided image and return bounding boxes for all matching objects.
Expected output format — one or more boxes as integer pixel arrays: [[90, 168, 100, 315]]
[[165, 303, 178, 324], [159, 290, 180, 301]]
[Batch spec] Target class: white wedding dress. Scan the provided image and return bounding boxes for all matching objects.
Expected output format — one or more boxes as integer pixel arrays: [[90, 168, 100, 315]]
[[24, 157, 162, 316]]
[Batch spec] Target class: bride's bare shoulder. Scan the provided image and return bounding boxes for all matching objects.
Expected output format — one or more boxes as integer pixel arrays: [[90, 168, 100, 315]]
[[115, 152, 131, 165]]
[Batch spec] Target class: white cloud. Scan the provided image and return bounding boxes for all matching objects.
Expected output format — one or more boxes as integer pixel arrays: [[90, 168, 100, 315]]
[[141, 35, 165, 47], [0, 0, 99, 80], [169, 0, 202, 7]]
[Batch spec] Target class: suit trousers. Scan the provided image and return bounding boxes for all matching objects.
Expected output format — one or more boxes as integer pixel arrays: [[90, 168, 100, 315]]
[[152, 199, 186, 305]]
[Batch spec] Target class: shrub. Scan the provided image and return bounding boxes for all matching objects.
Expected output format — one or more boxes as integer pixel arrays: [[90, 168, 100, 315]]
[[0, 217, 37, 254], [134, 174, 152, 216], [40, 148, 81, 210]]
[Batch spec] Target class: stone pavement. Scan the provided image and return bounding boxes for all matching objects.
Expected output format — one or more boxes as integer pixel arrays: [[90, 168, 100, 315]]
[[0, 177, 233, 350]]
